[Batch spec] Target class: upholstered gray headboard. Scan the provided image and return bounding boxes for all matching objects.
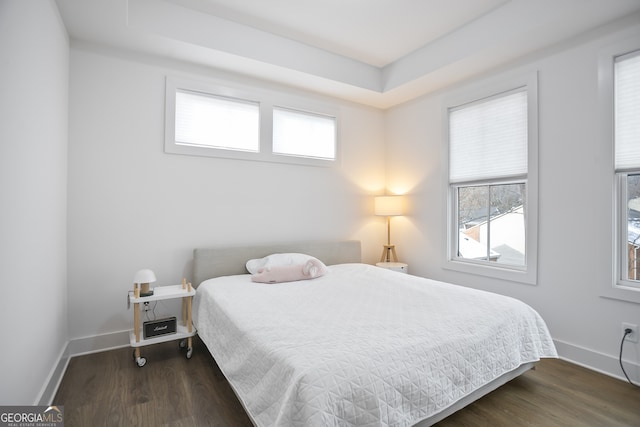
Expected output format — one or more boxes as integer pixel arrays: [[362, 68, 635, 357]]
[[193, 240, 361, 287]]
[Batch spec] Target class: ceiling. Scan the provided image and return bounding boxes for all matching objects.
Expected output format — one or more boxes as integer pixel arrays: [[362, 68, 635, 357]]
[[56, 0, 640, 108], [162, 0, 510, 67]]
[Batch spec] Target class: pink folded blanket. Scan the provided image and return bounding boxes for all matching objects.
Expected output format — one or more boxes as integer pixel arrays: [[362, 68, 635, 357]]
[[251, 258, 327, 283]]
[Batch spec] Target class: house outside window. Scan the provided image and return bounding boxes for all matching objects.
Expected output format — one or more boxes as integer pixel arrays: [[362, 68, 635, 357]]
[[445, 73, 538, 284], [627, 181, 640, 282], [456, 183, 526, 265]]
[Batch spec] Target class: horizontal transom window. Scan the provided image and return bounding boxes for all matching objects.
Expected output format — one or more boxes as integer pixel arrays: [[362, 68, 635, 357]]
[[273, 107, 336, 160], [175, 90, 260, 152], [165, 76, 339, 167]]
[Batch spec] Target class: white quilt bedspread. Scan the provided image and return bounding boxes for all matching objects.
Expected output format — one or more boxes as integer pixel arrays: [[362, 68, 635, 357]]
[[193, 263, 557, 427]]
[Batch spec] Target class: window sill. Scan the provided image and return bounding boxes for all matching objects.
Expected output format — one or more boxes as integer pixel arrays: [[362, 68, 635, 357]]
[[600, 283, 640, 304], [444, 259, 537, 285]]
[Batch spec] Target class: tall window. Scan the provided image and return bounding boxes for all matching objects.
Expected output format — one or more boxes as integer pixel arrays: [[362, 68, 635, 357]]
[[446, 74, 538, 284], [165, 76, 338, 166], [615, 49, 640, 289]]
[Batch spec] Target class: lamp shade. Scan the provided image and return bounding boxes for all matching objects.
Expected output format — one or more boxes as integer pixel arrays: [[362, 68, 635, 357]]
[[133, 269, 157, 284], [375, 195, 405, 216]]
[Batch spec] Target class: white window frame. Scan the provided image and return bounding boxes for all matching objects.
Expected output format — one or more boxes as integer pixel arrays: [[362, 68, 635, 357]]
[[443, 72, 539, 285], [165, 76, 339, 167], [600, 36, 640, 304]]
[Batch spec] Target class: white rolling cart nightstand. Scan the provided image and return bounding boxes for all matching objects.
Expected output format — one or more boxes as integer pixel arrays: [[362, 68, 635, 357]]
[[128, 275, 197, 367], [376, 261, 409, 274]]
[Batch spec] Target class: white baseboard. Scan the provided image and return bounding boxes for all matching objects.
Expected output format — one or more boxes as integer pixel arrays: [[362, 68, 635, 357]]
[[553, 339, 640, 383], [38, 330, 130, 405], [36, 343, 69, 406], [65, 330, 130, 358]]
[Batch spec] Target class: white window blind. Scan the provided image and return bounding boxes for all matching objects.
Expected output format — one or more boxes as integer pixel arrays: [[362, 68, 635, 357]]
[[615, 50, 640, 171], [449, 89, 528, 183], [273, 107, 336, 160], [175, 89, 260, 152]]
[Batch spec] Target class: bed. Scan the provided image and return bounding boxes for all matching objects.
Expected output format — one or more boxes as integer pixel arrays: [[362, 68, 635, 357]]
[[192, 240, 557, 426]]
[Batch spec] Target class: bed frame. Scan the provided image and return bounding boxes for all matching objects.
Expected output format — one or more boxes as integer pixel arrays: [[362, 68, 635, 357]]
[[415, 362, 535, 426], [192, 239, 535, 426]]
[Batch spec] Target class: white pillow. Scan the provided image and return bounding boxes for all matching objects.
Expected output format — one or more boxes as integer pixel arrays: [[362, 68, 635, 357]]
[[246, 253, 325, 274]]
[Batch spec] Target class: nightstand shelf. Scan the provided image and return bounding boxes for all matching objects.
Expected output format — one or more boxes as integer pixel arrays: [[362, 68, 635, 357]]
[[127, 279, 196, 367], [129, 284, 195, 303], [128, 324, 195, 348]]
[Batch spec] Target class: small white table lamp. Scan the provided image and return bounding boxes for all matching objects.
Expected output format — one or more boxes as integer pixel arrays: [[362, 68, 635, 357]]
[[375, 195, 405, 262], [134, 269, 157, 297]]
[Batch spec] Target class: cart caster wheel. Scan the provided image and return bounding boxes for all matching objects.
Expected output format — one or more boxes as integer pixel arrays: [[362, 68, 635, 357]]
[[186, 347, 193, 359], [179, 339, 187, 349], [136, 357, 147, 367]]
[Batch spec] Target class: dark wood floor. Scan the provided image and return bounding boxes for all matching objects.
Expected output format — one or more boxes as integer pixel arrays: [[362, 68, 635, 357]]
[[55, 337, 640, 426]]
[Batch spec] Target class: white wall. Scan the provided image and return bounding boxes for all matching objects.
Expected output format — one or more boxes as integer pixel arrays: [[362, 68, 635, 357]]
[[66, 46, 386, 344], [386, 19, 640, 380], [0, 1, 69, 404]]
